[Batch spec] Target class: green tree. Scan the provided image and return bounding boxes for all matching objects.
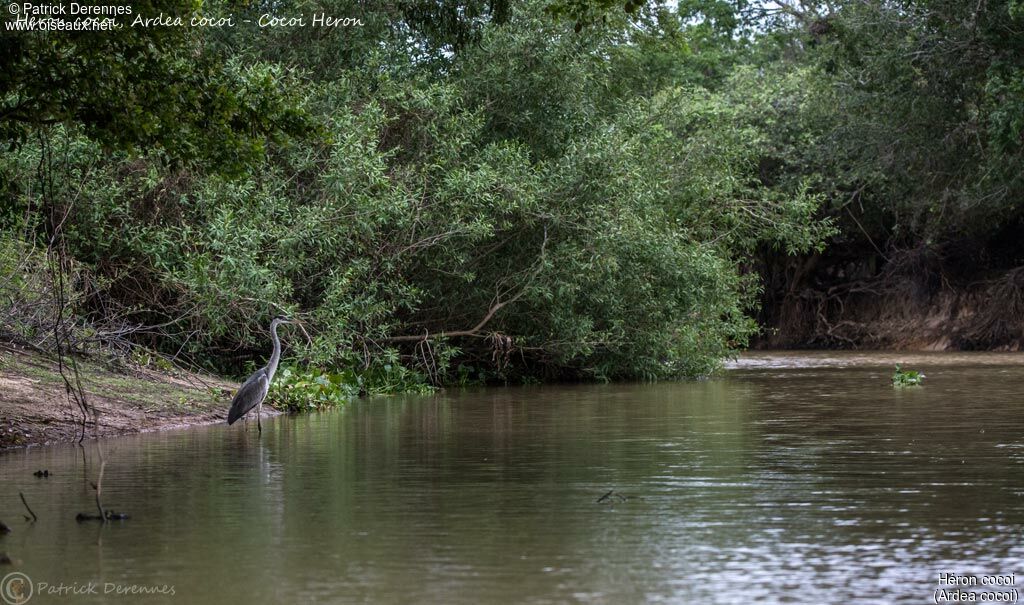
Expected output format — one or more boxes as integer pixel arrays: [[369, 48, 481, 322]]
[[0, 0, 313, 171]]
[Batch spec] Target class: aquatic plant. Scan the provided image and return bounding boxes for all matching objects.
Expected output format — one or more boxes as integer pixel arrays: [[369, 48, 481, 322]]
[[267, 367, 361, 412], [267, 363, 432, 412], [891, 365, 925, 387]]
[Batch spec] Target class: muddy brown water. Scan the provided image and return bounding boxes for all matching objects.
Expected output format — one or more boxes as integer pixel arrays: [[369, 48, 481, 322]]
[[1, 352, 1023, 604]]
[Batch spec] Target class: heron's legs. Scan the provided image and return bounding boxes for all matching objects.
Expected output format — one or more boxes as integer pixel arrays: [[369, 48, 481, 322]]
[[257, 401, 262, 434]]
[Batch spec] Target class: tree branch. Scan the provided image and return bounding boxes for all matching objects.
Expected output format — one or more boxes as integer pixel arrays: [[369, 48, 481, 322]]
[[382, 226, 549, 343]]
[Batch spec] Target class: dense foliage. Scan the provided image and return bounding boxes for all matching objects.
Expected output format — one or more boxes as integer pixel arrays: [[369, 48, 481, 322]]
[[3, 0, 1020, 387]]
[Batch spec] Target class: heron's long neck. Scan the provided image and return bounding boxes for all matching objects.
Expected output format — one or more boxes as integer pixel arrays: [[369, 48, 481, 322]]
[[267, 322, 283, 380]]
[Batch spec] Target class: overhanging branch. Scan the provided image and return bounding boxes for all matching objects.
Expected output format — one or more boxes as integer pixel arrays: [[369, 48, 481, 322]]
[[381, 226, 549, 343]]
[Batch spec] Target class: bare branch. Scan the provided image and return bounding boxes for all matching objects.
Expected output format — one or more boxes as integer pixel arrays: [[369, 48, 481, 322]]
[[381, 226, 549, 343]]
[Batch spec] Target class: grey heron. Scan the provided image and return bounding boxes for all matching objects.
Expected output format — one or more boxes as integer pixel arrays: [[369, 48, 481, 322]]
[[227, 317, 296, 433]]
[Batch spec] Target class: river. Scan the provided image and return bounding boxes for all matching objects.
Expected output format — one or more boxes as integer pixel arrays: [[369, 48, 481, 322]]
[[2, 352, 1023, 603]]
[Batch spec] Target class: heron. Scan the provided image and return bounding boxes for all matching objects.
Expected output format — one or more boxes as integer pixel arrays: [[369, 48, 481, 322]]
[[227, 316, 296, 433]]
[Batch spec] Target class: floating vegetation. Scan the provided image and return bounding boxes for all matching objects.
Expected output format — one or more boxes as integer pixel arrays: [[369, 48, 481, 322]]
[[268, 364, 432, 413], [76, 510, 130, 522], [892, 365, 925, 387], [267, 367, 362, 412]]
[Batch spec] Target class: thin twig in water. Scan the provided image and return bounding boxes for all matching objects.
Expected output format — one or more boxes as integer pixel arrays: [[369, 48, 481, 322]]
[[93, 412, 107, 524], [19, 492, 37, 523], [78, 442, 89, 487]]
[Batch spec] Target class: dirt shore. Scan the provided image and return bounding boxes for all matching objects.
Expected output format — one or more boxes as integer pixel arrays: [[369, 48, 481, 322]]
[[0, 345, 275, 449], [755, 254, 1024, 351]]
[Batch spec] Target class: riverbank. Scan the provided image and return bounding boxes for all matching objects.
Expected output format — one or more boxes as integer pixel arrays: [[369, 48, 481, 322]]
[[5, 341, 1022, 451], [755, 252, 1024, 351], [0, 345, 268, 449]]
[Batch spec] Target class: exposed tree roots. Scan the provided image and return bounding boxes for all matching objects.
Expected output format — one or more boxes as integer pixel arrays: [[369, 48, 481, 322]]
[[757, 248, 1024, 350]]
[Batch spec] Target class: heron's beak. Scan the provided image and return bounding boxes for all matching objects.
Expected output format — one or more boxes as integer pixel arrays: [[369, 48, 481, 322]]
[[295, 322, 314, 347]]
